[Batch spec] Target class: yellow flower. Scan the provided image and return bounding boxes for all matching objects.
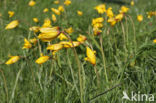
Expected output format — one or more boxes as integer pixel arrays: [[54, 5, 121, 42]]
[[5, 20, 19, 30], [43, 8, 49, 13], [52, 14, 57, 22], [84, 47, 96, 66], [39, 27, 59, 33], [92, 17, 104, 25], [147, 11, 156, 18], [77, 11, 83, 16], [65, 27, 74, 34], [64, 0, 71, 6], [93, 27, 102, 36], [58, 6, 64, 12], [8, 11, 14, 18], [29, 26, 40, 33], [47, 43, 63, 51], [115, 13, 124, 22], [38, 27, 60, 42], [131, 1, 134, 6], [30, 38, 38, 45], [35, 56, 50, 64], [107, 17, 116, 26], [60, 41, 80, 48], [153, 39, 156, 43], [5, 56, 20, 65], [33, 18, 39, 23], [106, 7, 114, 18], [77, 34, 87, 43], [22, 38, 32, 49], [94, 4, 106, 14], [28, 0, 36, 7], [42, 18, 52, 27], [137, 15, 143, 22], [119, 6, 129, 14], [58, 33, 68, 40], [51, 8, 61, 15], [54, 0, 59, 4]]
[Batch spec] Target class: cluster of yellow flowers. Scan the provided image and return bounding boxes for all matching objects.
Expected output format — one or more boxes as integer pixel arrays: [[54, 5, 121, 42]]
[[3, 0, 156, 66]]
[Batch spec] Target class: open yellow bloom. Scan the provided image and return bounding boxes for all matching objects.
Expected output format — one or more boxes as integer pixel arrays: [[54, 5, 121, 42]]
[[92, 17, 104, 25], [30, 38, 37, 45], [33, 18, 39, 23], [119, 6, 129, 14], [147, 11, 156, 18], [65, 27, 74, 34], [115, 13, 124, 22], [60, 41, 80, 48], [54, 0, 59, 4], [131, 1, 134, 6], [107, 17, 116, 26], [35, 56, 50, 64], [8, 11, 14, 18], [153, 39, 156, 43], [77, 34, 87, 43], [5, 20, 19, 30], [43, 8, 49, 13], [84, 47, 96, 66], [58, 33, 68, 40], [52, 14, 57, 22], [28, 0, 36, 6], [58, 6, 64, 12], [64, 0, 71, 6], [38, 27, 60, 42], [94, 4, 106, 14], [42, 18, 52, 27], [77, 11, 83, 16], [137, 15, 143, 22], [106, 7, 114, 18], [22, 38, 32, 49], [51, 8, 61, 15], [93, 27, 102, 36], [47, 43, 63, 51], [5, 56, 20, 65]]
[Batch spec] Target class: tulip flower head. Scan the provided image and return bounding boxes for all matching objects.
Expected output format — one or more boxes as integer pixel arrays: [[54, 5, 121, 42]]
[[22, 38, 32, 49], [35, 56, 50, 64], [5, 56, 20, 65], [5, 20, 19, 30], [8, 11, 15, 18]]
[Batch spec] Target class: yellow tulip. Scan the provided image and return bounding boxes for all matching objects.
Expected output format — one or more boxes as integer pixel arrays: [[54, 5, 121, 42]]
[[60, 41, 80, 48], [115, 13, 124, 22], [5, 56, 20, 65], [38, 27, 60, 42], [43, 8, 49, 13], [119, 6, 129, 14], [35, 56, 50, 64], [54, 0, 59, 4], [47, 43, 63, 51], [106, 7, 114, 18], [39, 27, 59, 33], [22, 38, 32, 49], [30, 38, 38, 45], [94, 4, 106, 14], [137, 15, 143, 22], [52, 14, 57, 22], [51, 8, 60, 15], [58, 33, 68, 40], [77, 34, 87, 43], [153, 39, 156, 43], [8, 11, 14, 18], [77, 11, 83, 16], [93, 27, 102, 36], [33, 18, 39, 23], [131, 1, 134, 6], [65, 27, 74, 34], [84, 47, 96, 66], [5, 20, 19, 30], [28, 0, 36, 7], [64, 0, 71, 6], [42, 18, 52, 27], [107, 17, 116, 26], [58, 6, 64, 12]]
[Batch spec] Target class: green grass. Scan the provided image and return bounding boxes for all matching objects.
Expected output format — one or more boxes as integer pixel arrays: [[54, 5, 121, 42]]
[[0, 0, 156, 103]]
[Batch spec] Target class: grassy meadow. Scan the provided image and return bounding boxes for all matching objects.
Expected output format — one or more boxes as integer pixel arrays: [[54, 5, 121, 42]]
[[0, 0, 156, 103]]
